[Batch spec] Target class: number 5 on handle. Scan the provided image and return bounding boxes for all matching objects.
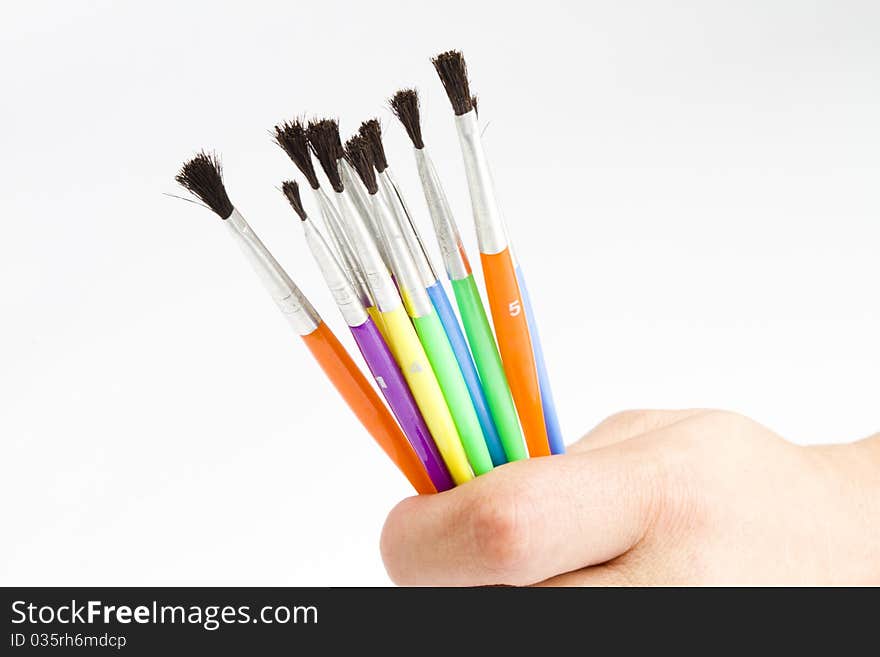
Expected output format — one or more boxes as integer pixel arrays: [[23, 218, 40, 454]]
[[479, 247, 550, 457]]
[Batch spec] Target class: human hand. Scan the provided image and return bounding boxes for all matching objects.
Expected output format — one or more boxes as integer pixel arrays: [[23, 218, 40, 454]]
[[380, 410, 880, 585]]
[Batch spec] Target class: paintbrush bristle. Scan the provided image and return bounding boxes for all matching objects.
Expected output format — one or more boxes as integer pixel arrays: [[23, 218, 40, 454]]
[[281, 180, 307, 221], [307, 119, 345, 193], [175, 151, 234, 219], [274, 120, 320, 190], [344, 135, 378, 195], [358, 119, 388, 173], [389, 89, 424, 149], [432, 50, 473, 116], [471, 94, 479, 118]]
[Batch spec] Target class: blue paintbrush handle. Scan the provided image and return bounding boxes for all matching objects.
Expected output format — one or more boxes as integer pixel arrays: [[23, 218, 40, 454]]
[[515, 265, 565, 454], [426, 280, 507, 466]]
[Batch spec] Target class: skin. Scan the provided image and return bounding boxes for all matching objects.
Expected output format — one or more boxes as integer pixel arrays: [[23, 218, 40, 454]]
[[381, 410, 880, 586]]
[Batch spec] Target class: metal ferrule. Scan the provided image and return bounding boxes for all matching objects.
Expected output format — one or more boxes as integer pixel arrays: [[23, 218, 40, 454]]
[[312, 187, 373, 310], [369, 193, 434, 319], [224, 208, 320, 336], [379, 169, 438, 287], [339, 158, 393, 272], [333, 189, 401, 313], [413, 147, 471, 281], [454, 110, 508, 255], [302, 218, 368, 328]]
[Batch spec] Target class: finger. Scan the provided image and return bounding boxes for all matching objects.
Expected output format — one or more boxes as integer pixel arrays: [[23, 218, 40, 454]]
[[380, 438, 666, 586], [569, 408, 710, 452]]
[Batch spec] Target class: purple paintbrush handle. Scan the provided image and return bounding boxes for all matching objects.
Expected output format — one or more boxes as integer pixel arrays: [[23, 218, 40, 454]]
[[350, 318, 454, 492]]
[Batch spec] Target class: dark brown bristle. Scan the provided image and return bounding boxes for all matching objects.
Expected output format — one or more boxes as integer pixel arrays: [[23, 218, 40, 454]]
[[306, 119, 345, 193], [471, 95, 479, 118], [358, 119, 388, 173], [344, 135, 378, 195], [280, 180, 307, 221], [175, 151, 234, 219], [432, 50, 473, 116], [273, 120, 320, 189], [389, 89, 424, 149]]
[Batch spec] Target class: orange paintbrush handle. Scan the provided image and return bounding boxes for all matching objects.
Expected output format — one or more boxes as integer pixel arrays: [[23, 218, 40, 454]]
[[301, 321, 436, 494], [480, 248, 551, 457]]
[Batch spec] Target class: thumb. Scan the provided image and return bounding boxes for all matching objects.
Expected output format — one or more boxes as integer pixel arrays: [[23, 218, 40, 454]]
[[380, 437, 666, 586]]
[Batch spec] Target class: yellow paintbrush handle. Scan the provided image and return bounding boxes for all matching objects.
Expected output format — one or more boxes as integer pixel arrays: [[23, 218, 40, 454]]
[[380, 305, 473, 485]]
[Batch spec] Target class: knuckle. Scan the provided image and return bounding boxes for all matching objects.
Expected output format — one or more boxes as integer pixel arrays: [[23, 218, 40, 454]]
[[587, 409, 655, 443], [701, 409, 749, 429], [648, 416, 742, 534], [467, 488, 531, 576], [599, 408, 702, 440], [672, 409, 756, 454], [625, 409, 767, 545], [604, 409, 654, 431], [628, 435, 711, 539]]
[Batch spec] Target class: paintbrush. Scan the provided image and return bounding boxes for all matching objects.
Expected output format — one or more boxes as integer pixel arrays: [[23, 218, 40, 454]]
[[345, 135, 494, 476], [174, 152, 435, 493], [310, 121, 475, 484], [281, 180, 453, 491], [433, 49, 563, 456], [389, 88, 527, 463], [273, 119, 375, 324], [361, 116, 512, 466]]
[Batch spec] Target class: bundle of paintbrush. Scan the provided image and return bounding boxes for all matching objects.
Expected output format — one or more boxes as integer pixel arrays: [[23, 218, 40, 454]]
[[174, 50, 564, 494]]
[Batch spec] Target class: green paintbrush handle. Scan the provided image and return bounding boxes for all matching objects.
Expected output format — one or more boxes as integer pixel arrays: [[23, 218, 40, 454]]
[[451, 274, 527, 462], [412, 310, 494, 475]]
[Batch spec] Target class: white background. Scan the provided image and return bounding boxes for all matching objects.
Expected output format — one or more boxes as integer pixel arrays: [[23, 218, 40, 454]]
[[1, 1, 877, 585]]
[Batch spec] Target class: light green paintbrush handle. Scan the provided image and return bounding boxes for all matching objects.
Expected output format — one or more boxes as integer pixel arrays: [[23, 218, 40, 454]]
[[451, 274, 527, 462], [412, 310, 494, 475]]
